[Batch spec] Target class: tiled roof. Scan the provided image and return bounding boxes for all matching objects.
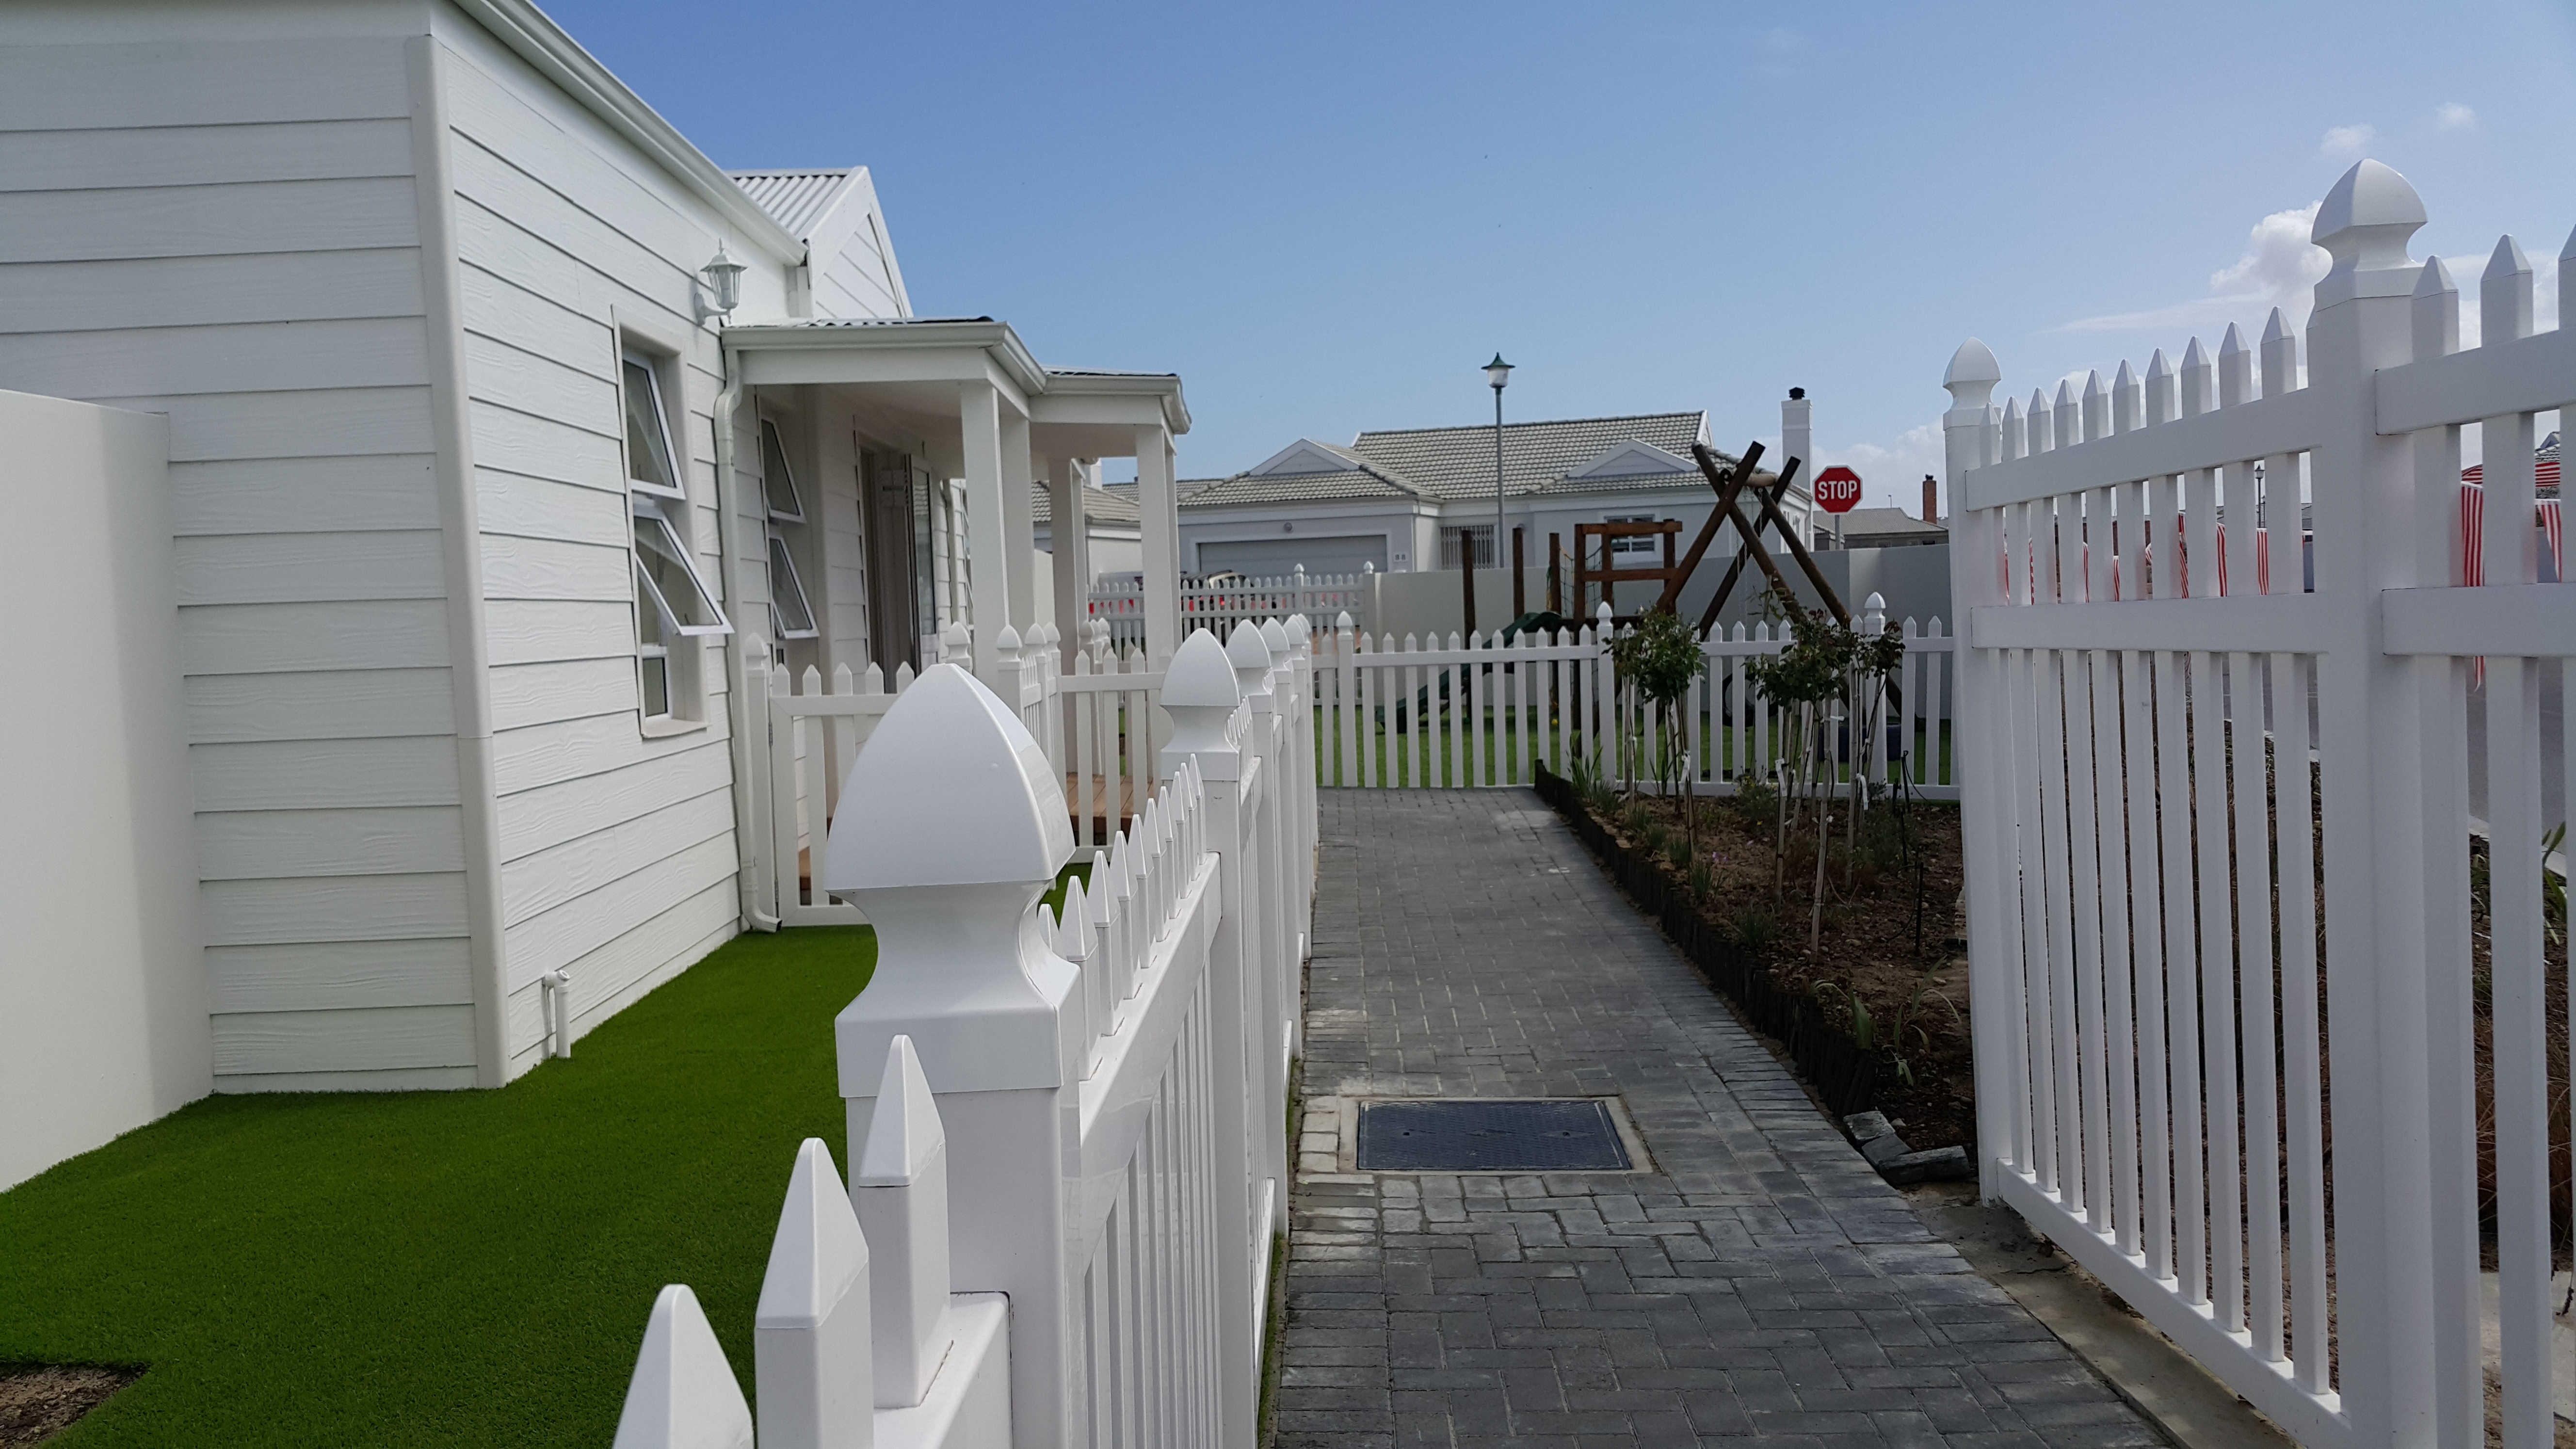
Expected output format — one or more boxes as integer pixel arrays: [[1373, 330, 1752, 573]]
[[1350, 412, 1711, 500], [1174, 469, 1422, 507], [1174, 411, 1740, 510], [1032, 482, 1141, 528], [729, 169, 855, 239]]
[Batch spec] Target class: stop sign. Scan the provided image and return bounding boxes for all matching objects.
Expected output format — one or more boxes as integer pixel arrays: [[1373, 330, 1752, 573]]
[[1813, 465, 1863, 514]]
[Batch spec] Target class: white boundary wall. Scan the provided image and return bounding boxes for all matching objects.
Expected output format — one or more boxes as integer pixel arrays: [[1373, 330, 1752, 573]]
[[0, 389, 209, 1191], [1949, 161, 2575, 1448]]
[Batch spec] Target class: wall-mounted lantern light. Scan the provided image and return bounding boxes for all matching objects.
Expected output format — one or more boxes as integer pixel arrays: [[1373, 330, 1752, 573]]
[[701, 242, 746, 318]]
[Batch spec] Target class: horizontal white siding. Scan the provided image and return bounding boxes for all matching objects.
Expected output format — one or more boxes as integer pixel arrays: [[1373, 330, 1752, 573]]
[[437, 20, 747, 1070], [0, 27, 468, 1088], [812, 216, 903, 322]]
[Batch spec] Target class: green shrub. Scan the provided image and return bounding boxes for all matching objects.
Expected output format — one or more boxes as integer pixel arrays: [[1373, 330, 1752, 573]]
[[1731, 904, 1777, 950]]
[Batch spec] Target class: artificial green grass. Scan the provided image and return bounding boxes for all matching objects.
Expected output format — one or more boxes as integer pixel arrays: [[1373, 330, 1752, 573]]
[[0, 925, 876, 1448]]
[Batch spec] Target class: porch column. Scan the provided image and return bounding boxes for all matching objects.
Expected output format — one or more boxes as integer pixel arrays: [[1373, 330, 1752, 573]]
[[1048, 455, 1089, 667], [1001, 407, 1038, 634], [960, 381, 1012, 687], [1135, 425, 1180, 663]]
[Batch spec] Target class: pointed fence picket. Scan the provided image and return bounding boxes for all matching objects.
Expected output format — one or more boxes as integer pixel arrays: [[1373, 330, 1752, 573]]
[[1948, 161, 2576, 1449]]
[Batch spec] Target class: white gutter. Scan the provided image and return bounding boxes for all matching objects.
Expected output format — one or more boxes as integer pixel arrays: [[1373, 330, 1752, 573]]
[[712, 346, 782, 932]]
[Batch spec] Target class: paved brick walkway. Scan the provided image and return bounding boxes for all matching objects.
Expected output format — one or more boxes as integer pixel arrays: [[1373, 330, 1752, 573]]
[[1277, 790, 2158, 1448]]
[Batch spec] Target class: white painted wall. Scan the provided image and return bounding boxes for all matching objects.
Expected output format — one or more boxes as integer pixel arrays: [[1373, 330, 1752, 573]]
[[0, 17, 482, 1091], [0, 390, 209, 1191], [433, 15, 763, 1076]]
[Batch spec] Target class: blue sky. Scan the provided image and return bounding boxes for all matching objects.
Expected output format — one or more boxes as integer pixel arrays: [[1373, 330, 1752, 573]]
[[547, 0, 2576, 504]]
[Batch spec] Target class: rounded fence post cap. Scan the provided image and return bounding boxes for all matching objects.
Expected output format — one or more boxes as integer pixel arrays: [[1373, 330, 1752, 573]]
[[1942, 338, 2002, 400], [823, 663, 1070, 891], [1260, 617, 1291, 653]]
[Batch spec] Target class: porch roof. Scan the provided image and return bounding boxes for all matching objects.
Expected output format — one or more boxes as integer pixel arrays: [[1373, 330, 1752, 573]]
[[722, 318, 1188, 451]]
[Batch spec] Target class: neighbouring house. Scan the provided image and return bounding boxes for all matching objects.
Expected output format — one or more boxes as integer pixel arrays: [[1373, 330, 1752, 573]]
[[1166, 411, 1812, 580], [1819, 506, 1947, 550], [0, 0, 1196, 1180], [1031, 472, 1144, 626]]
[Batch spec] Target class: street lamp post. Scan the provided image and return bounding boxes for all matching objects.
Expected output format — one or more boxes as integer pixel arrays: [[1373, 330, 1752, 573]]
[[1484, 354, 1512, 580]]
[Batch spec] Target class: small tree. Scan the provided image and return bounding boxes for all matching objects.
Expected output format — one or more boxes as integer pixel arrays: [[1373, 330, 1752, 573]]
[[1608, 607, 1702, 804], [1742, 595, 1903, 956]]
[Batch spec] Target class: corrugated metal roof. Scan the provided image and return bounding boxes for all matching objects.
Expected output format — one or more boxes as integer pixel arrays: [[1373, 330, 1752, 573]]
[[729, 169, 855, 239]]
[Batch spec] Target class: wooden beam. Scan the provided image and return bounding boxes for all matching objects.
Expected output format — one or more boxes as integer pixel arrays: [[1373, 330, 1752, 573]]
[[1656, 441, 1763, 614]]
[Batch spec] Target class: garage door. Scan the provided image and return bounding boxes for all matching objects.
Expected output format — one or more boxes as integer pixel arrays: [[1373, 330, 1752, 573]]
[[1195, 535, 1387, 579]]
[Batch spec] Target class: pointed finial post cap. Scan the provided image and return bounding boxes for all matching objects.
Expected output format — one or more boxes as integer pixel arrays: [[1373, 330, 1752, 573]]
[[823, 663, 1070, 892]]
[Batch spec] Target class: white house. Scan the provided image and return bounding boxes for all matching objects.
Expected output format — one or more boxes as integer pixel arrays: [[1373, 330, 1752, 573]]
[[0, 0, 1193, 1144], [1171, 410, 1814, 583]]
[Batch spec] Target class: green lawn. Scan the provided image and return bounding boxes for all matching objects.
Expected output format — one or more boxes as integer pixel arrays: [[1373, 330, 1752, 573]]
[[0, 925, 877, 1448]]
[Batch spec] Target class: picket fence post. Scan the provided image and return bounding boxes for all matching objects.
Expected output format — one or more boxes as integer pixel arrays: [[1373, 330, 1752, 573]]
[[1159, 629, 1262, 1443], [1226, 622, 1294, 1107], [823, 662, 1082, 1449]]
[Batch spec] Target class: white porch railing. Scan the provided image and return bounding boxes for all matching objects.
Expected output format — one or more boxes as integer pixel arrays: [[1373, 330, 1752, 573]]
[[1091, 567, 1372, 648], [1949, 160, 2576, 1448], [617, 620, 1318, 1449], [1309, 602, 1960, 800]]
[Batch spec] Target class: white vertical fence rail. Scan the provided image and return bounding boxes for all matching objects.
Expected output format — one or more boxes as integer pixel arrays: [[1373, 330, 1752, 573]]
[[1950, 160, 2576, 1449], [1305, 605, 1960, 799], [616, 620, 1317, 1448]]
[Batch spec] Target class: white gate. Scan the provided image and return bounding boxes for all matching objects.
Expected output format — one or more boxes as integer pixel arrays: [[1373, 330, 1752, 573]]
[[1950, 160, 2575, 1446]]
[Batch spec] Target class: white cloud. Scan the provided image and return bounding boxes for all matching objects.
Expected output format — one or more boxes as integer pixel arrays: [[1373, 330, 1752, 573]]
[[2060, 202, 2326, 336], [2434, 102, 2476, 132], [1839, 424, 1944, 512], [2208, 202, 2330, 309], [2319, 123, 2375, 158]]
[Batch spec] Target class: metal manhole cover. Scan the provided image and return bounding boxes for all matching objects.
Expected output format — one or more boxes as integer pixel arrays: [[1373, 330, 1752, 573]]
[[1354, 1099, 1631, 1172]]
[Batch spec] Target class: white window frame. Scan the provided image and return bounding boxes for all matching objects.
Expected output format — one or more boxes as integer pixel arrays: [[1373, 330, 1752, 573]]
[[1605, 512, 1662, 556], [621, 351, 689, 502], [766, 526, 819, 640], [633, 496, 731, 638], [758, 415, 805, 523]]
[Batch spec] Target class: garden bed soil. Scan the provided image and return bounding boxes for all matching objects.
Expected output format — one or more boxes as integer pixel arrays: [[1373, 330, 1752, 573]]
[[1534, 766, 1974, 1150], [0, 1364, 139, 1447]]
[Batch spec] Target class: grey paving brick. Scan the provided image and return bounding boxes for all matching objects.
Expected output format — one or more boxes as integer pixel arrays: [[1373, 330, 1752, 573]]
[[1276, 791, 2152, 1448]]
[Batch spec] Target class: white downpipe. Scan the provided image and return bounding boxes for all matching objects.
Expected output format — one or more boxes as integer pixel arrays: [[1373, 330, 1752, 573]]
[[539, 971, 573, 1059], [713, 345, 783, 932]]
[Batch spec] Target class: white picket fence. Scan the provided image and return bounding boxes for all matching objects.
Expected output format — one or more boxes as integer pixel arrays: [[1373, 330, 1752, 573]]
[[1309, 601, 1959, 800], [1091, 567, 1372, 649], [1949, 160, 2576, 1448], [750, 620, 1189, 926], [616, 622, 1318, 1449]]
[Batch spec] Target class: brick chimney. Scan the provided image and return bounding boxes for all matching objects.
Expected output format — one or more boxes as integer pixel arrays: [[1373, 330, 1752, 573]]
[[1920, 474, 1939, 525]]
